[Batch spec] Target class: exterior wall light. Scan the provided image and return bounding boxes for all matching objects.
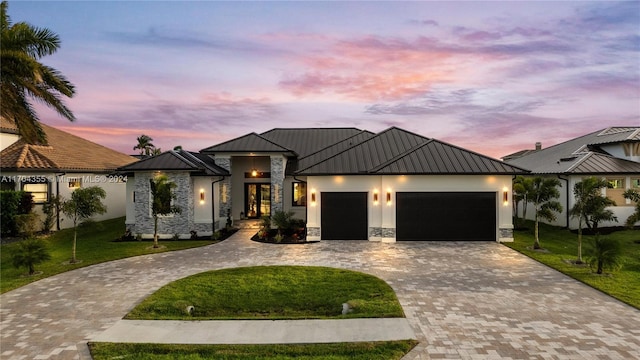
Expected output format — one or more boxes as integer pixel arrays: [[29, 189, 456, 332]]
[[200, 189, 205, 204], [311, 189, 316, 206], [373, 189, 379, 205], [251, 169, 258, 177], [386, 189, 392, 205], [503, 186, 509, 206]]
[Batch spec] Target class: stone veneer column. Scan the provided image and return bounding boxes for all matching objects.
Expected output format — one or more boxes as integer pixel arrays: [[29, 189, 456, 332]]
[[214, 156, 232, 229], [270, 155, 284, 215]]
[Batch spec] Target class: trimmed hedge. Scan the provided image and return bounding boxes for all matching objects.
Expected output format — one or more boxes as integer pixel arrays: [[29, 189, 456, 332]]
[[1, 191, 34, 237]]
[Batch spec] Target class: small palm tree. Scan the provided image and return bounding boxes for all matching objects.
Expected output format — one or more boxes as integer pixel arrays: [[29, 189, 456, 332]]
[[513, 175, 533, 228], [1, 1, 75, 144], [570, 177, 616, 264], [530, 177, 563, 249], [11, 238, 51, 275], [587, 235, 623, 275], [133, 135, 154, 156], [623, 189, 640, 227], [150, 175, 181, 248]]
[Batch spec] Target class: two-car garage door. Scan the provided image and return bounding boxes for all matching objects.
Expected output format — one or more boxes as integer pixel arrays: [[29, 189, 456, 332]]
[[320, 191, 497, 241], [396, 192, 496, 241]]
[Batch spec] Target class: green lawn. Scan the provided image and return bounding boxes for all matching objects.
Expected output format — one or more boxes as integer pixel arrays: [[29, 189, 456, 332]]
[[0, 217, 216, 294], [126, 266, 405, 320], [89, 341, 418, 360], [506, 221, 640, 309]]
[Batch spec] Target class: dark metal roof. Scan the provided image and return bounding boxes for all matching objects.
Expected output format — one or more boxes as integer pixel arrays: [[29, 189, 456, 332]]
[[118, 150, 229, 176], [291, 130, 376, 173], [260, 128, 366, 158], [200, 133, 292, 154], [296, 127, 526, 175], [505, 126, 640, 174], [568, 153, 640, 174]]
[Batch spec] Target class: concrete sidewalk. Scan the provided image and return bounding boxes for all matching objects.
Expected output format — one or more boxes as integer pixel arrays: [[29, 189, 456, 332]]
[[92, 318, 416, 344]]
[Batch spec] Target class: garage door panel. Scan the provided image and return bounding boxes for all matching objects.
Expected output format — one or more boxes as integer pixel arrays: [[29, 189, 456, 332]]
[[321, 192, 367, 240], [397, 192, 495, 241]]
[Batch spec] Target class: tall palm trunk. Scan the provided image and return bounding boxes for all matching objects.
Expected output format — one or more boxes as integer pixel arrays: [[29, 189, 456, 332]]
[[71, 226, 77, 263], [153, 215, 159, 248], [534, 213, 540, 249]]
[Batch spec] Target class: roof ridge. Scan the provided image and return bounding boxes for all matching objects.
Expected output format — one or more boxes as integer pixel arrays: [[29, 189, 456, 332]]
[[628, 128, 640, 140], [170, 150, 199, 169], [294, 129, 397, 173], [369, 139, 434, 173], [201, 132, 293, 154], [429, 137, 530, 172], [297, 130, 372, 161], [564, 152, 592, 173]]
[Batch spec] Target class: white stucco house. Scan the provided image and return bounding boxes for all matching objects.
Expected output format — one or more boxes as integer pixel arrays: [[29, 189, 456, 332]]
[[504, 127, 640, 229], [0, 117, 137, 230], [119, 127, 527, 242]]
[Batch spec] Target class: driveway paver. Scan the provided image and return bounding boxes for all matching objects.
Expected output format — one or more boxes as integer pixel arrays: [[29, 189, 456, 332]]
[[1, 229, 639, 359]]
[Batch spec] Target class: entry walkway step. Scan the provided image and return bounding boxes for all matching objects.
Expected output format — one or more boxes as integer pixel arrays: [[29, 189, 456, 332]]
[[92, 318, 416, 344]]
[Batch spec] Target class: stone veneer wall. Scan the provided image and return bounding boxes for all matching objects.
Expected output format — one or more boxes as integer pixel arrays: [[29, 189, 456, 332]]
[[133, 172, 194, 237], [499, 228, 514, 242], [214, 157, 232, 229], [270, 156, 284, 215]]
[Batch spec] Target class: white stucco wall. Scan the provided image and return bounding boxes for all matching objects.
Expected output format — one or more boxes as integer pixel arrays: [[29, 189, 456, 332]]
[[0, 132, 19, 151], [306, 174, 513, 242]]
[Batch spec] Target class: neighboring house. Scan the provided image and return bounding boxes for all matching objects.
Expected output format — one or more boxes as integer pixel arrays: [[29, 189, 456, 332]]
[[120, 127, 526, 242], [504, 127, 640, 229], [0, 117, 137, 230]]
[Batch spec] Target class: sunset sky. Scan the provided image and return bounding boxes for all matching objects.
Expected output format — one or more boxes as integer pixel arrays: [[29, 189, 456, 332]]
[[10, 1, 640, 159]]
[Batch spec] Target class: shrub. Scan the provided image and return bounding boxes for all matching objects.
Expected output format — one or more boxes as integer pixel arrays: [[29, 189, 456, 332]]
[[0, 191, 35, 236], [14, 213, 39, 239], [41, 195, 62, 233], [272, 210, 295, 234], [587, 235, 623, 275], [10, 238, 52, 275], [260, 215, 271, 230]]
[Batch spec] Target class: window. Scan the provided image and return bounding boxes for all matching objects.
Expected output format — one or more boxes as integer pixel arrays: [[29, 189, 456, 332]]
[[68, 177, 81, 189], [22, 181, 49, 203], [606, 178, 627, 206], [632, 178, 640, 189], [292, 182, 307, 206]]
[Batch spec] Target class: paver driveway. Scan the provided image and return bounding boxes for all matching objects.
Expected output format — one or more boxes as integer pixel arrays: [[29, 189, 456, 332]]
[[1, 229, 639, 359]]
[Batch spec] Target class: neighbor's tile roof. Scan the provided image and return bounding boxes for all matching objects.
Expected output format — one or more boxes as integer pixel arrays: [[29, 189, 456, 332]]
[[0, 123, 137, 172], [505, 127, 640, 174], [296, 127, 527, 175], [118, 150, 229, 176], [0, 117, 19, 134]]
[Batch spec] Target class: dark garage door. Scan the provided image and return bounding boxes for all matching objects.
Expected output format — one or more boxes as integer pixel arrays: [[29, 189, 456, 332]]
[[321, 192, 367, 240], [396, 192, 496, 241]]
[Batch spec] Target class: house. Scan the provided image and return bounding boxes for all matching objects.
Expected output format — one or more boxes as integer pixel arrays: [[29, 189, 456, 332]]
[[504, 127, 640, 229], [120, 127, 527, 242], [0, 117, 137, 230]]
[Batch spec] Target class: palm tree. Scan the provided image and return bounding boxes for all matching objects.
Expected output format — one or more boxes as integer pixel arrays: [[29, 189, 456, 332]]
[[11, 238, 51, 275], [0, 1, 75, 144], [133, 135, 154, 156], [513, 175, 533, 228], [587, 235, 622, 275], [623, 189, 640, 227], [530, 177, 563, 249], [570, 177, 616, 264], [150, 175, 181, 248]]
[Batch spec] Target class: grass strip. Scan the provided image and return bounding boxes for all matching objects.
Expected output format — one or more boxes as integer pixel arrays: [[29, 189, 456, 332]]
[[88, 341, 419, 360]]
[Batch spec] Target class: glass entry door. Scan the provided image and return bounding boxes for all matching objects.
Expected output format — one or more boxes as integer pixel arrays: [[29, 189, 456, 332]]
[[245, 183, 271, 218]]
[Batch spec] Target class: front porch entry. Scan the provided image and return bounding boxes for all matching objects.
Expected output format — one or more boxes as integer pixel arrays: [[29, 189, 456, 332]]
[[245, 183, 271, 218]]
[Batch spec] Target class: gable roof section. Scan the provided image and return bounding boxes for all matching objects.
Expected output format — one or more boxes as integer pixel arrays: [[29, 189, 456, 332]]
[[118, 150, 228, 176], [200, 132, 292, 154], [505, 127, 640, 174], [0, 124, 137, 172], [296, 127, 526, 175], [260, 128, 366, 158]]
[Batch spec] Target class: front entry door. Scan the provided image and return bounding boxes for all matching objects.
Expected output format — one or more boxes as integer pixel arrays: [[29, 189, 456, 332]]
[[245, 184, 271, 218]]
